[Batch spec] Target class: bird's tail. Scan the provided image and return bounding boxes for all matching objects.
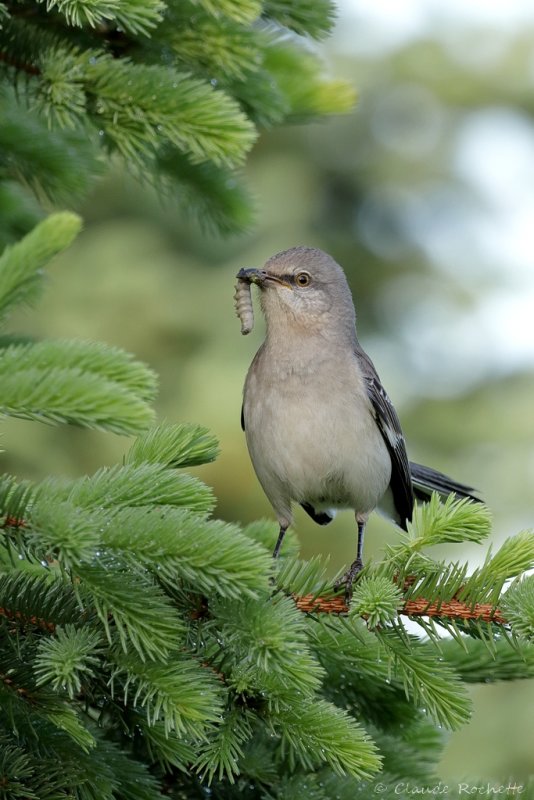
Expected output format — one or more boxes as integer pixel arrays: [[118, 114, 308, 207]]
[[409, 461, 482, 504]]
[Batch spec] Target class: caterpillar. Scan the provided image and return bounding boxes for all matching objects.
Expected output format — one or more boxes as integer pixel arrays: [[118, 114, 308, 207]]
[[234, 276, 254, 335]]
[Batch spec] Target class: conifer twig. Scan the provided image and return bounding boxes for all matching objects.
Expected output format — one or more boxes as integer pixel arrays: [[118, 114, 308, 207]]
[[293, 593, 507, 624], [0, 51, 40, 75], [3, 515, 26, 528], [401, 597, 506, 624], [293, 594, 506, 625], [0, 606, 56, 632]]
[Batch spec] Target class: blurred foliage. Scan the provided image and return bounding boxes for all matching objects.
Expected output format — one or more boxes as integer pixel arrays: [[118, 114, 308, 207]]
[[3, 1, 534, 782], [0, 0, 354, 241]]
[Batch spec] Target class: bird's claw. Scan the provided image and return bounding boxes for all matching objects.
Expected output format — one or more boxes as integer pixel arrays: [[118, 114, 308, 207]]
[[333, 557, 364, 605]]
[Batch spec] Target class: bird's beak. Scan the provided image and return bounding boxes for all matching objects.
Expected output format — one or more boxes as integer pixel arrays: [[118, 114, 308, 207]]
[[236, 268, 267, 285], [236, 268, 290, 288]]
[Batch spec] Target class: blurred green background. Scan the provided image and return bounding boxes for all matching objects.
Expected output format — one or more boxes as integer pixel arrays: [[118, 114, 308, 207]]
[[3, 0, 534, 782]]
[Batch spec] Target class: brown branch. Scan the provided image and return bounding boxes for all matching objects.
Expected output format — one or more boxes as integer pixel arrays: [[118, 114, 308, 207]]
[[402, 597, 506, 624], [0, 51, 40, 76], [1, 671, 30, 697], [3, 515, 26, 529], [0, 606, 55, 632], [294, 593, 507, 624]]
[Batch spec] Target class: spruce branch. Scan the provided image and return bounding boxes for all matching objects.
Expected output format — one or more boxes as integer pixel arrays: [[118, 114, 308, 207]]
[[308, 611, 472, 734], [0, 571, 85, 633], [308, 616, 422, 733], [139, 717, 196, 772], [405, 492, 492, 549], [84, 57, 258, 168], [34, 625, 103, 698], [263, 0, 337, 39], [45, 463, 216, 515], [166, 15, 261, 80], [126, 421, 220, 469], [2, 22, 257, 166], [0, 722, 146, 800], [0, 339, 157, 434], [1, 339, 158, 400], [34, 705, 96, 752], [82, 734, 164, 800], [36, 0, 165, 35], [0, 183, 42, 252], [440, 637, 534, 683], [28, 500, 101, 570], [284, 500, 534, 644], [0, 216, 157, 435], [204, 593, 324, 698], [0, 474, 35, 530], [188, 0, 262, 26], [153, 147, 255, 234], [275, 552, 335, 598], [350, 576, 403, 628], [33, 44, 89, 129], [229, 65, 290, 128], [0, 362, 156, 433], [500, 575, 534, 641], [294, 592, 508, 625], [1, 0, 354, 234], [0, 743, 36, 800], [0, 50, 40, 76], [234, 737, 278, 786], [263, 42, 355, 120], [99, 507, 273, 600], [0, 94, 101, 204], [269, 696, 381, 779], [0, 655, 96, 751], [194, 707, 254, 784], [75, 561, 185, 660], [110, 651, 225, 737], [459, 530, 534, 606], [363, 719, 445, 784], [374, 628, 472, 730], [0, 211, 81, 322]]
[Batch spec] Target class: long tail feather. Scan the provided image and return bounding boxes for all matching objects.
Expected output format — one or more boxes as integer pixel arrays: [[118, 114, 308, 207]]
[[409, 461, 482, 504]]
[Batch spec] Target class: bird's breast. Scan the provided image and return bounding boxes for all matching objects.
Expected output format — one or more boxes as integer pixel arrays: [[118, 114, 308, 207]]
[[243, 350, 392, 514]]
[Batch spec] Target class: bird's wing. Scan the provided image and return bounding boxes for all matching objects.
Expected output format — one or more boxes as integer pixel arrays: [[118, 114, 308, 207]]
[[241, 343, 265, 432], [356, 345, 414, 530]]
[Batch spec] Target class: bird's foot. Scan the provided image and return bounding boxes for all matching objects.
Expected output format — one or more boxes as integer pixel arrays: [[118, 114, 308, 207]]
[[333, 557, 364, 605]]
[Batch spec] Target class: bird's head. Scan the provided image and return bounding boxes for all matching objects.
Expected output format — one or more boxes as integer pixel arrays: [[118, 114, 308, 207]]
[[237, 246, 356, 338]]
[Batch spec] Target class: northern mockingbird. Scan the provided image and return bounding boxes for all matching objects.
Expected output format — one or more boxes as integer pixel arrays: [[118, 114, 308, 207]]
[[236, 246, 479, 598]]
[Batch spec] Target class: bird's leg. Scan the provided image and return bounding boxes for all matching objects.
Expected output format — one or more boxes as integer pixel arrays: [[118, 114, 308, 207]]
[[272, 524, 288, 559], [270, 524, 289, 590], [355, 513, 366, 567], [334, 513, 368, 603]]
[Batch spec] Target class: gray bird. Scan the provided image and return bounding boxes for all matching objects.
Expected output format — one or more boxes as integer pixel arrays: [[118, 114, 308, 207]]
[[237, 246, 478, 598]]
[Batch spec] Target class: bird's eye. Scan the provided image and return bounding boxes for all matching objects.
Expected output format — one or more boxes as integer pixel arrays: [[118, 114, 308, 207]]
[[295, 271, 311, 287]]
